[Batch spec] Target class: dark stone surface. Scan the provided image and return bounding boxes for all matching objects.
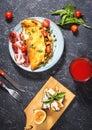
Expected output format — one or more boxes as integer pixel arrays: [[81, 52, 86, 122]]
[[0, 0, 92, 130]]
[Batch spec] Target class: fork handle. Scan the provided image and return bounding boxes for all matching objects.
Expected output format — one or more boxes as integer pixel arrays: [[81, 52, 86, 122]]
[[0, 69, 6, 77], [0, 69, 25, 92]]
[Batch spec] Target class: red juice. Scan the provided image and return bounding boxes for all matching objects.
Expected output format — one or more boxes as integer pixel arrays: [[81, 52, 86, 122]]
[[69, 58, 92, 82]]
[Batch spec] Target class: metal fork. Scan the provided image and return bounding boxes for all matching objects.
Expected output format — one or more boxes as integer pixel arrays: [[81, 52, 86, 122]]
[[0, 80, 22, 102]]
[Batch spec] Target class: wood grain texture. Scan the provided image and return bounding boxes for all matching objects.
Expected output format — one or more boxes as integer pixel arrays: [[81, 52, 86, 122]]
[[24, 77, 76, 130]]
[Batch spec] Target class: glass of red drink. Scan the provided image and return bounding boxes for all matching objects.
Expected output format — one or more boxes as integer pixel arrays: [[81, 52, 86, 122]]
[[69, 57, 92, 82]]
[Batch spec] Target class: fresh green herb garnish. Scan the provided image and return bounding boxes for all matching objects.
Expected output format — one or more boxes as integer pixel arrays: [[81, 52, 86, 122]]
[[37, 50, 43, 53], [41, 62, 47, 66], [28, 32, 31, 35], [30, 44, 35, 49], [42, 92, 65, 104], [46, 27, 50, 32], [31, 28, 35, 33], [52, 3, 92, 29], [39, 35, 42, 38], [30, 44, 33, 48], [53, 34, 56, 37], [52, 92, 65, 100]]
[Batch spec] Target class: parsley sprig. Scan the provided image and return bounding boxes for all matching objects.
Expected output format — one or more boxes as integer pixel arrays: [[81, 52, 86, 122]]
[[42, 92, 65, 104], [52, 3, 92, 29]]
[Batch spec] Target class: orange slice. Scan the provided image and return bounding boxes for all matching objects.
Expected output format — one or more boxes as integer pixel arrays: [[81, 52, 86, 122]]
[[34, 109, 47, 125]]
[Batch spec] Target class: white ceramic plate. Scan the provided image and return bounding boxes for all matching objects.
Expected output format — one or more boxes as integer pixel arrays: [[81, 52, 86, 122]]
[[9, 17, 64, 72]]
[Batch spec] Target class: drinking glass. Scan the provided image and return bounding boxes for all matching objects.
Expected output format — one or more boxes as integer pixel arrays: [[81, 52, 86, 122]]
[[69, 57, 92, 82]]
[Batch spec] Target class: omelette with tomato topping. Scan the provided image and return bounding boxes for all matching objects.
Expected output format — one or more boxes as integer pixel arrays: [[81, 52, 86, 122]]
[[21, 18, 53, 70]]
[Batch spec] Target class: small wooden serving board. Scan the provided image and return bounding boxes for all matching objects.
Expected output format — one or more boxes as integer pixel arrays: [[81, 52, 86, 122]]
[[24, 77, 76, 130]]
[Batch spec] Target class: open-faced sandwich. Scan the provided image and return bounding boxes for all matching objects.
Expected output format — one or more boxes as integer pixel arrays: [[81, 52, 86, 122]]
[[42, 86, 65, 111], [24, 77, 75, 130], [9, 18, 54, 70], [31, 86, 65, 127]]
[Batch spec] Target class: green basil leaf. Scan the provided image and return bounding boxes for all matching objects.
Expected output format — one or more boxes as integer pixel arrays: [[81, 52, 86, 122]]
[[64, 3, 75, 16], [51, 2, 92, 29], [59, 10, 67, 16], [42, 91, 65, 104], [52, 92, 65, 100], [52, 9, 64, 15], [61, 15, 68, 24]]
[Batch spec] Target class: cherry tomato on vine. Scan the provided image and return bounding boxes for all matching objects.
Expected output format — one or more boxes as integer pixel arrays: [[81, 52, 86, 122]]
[[75, 10, 82, 18], [5, 11, 13, 20], [42, 19, 50, 28], [71, 25, 78, 33]]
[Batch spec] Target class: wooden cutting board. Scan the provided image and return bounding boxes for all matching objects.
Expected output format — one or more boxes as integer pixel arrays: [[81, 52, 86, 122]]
[[24, 76, 76, 130]]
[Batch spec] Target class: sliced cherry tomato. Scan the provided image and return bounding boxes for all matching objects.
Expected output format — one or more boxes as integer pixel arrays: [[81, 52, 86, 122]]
[[12, 43, 19, 53], [5, 11, 13, 20], [21, 45, 27, 53], [41, 29, 48, 37], [46, 45, 52, 53], [42, 19, 50, 28], [75, 10, 82, 18], [71, 25, 78, 33]]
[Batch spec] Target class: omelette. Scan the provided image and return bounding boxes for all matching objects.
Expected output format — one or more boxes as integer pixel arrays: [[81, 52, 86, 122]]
[[21, 18, 53, 70]]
